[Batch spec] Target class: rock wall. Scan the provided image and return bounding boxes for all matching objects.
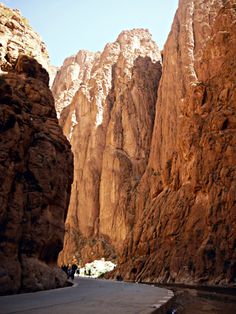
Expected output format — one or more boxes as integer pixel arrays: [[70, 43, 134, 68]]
[[0, 55, 73, 295], [0, 3, 49, 72], [57, 29, 162, 264], [52, 50, 100, 115], [113, 0, 236, 286], [48, 65, 59, 88]]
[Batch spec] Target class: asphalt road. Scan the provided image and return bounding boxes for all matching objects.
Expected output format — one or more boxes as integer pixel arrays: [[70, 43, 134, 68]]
[[0, 277, 174, 314]]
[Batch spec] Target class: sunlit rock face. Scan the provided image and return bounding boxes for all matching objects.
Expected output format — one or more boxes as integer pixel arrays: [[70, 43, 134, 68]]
[[0, 3, 49, 72], [0, 55, 73, 295], [52, 50, 100, 115], [111, 0, 236, 286], [56, 29, 162, 265], [48, 65, 59, 88]]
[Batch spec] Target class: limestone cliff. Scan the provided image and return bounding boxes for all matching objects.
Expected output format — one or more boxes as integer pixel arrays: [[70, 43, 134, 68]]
[[57, 29, 162, 264], [52, 50, 100, 115], [0, 3, 49, 72], [112, 0, 236, 286], [0, 55, 73, 295], [48, 65, 59, 88]]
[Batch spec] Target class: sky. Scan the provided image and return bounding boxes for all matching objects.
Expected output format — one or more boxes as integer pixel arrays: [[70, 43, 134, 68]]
[[1, 0, 179, 66]]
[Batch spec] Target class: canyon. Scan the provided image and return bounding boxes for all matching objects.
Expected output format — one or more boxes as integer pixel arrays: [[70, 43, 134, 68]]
[[54, 0, 236, 287], [0, 0, 235, 296]]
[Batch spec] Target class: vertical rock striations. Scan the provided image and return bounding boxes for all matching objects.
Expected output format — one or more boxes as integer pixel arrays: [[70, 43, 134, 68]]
[[56, 29, 162, 264], [0, 55, 73, 295], [51, 50, 100, 115], [114, 0, 236, 286]]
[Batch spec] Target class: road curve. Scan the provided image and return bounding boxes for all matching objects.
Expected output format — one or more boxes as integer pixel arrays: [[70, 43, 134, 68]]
[[0, 277, 174, 314]]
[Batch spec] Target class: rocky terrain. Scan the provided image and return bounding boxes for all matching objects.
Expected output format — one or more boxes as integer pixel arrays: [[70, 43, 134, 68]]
[[0, 3, 49, 72], [0, 55, 73, 295], [56, 29, 162, 265], [110, 0, 236, 286]]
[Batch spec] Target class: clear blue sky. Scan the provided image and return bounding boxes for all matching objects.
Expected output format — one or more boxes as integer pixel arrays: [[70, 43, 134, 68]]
[[2, 0, 178, 66]]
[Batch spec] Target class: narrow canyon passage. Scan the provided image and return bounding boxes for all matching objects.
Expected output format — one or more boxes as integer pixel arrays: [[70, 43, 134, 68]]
[[0, 0, 235, 305]]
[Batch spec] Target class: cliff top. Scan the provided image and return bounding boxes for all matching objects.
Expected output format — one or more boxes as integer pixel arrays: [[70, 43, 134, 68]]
[[0, 3, 49, 71]]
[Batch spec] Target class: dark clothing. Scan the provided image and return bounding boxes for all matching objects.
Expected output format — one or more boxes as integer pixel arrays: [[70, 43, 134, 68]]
[[67, 264, 78, 280], [68, 268, 75, 280], [72, 264, 78, 272], [61, 265, 69, 276]]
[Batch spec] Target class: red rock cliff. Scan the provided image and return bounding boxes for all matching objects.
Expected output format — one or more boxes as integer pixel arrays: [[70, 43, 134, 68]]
[[57, 29, 162, 264], [0, 55, 73, 295], [113, 0, 236, 286]]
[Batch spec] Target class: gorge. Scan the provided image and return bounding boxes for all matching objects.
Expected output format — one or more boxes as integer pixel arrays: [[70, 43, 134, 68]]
[[0, 0, 235, 296], [54, 0, 236, 288]]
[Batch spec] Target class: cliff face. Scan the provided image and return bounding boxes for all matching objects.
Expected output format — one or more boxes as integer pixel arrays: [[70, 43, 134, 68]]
[[57, 29, 162, 264], [0, 3, 49, 72], [48, 65, 59, 88], [51, 50, 100, 115], [113, 0, 236, 286], [0, 55, 73, 294]]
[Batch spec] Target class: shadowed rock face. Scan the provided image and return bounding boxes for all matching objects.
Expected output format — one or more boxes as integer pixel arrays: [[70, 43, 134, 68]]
[[111, 0, 236, 286], [56, 29, 162, 265], [0, 55, 73, 295]]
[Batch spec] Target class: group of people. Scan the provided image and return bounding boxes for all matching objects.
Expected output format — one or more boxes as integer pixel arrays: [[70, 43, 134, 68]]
[[61, 264, 78, 280], [61, 263, 93, 279]]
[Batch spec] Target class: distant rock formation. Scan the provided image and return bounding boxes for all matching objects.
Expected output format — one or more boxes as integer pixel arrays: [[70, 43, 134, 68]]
[[48, 65, 59, 88], [52, 50, 100, 115], [0, 55, 73, 295], [56, 29, 162, 265], [111, 0, 236, 286]]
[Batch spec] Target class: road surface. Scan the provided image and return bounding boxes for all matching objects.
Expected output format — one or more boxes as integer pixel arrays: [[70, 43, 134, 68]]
[[0, 277, 174, 314]]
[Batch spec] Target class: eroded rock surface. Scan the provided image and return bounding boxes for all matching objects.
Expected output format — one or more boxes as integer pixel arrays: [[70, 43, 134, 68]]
[[52, 50, 100, 115], [112, 0, 236, 286], [48, 65, 59, 88], [57, 29, 162, 265], [0, 3, 49, 72], [0, 55, 73, 295]]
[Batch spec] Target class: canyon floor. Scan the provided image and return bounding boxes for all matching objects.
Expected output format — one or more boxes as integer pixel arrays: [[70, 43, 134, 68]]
[[0, 277, 173, 314]]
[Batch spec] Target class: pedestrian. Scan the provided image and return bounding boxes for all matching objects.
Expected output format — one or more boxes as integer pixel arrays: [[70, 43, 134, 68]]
[[67, 267, 74, 280], [72, 263, 78, 273], [61, 264, 68, 277]]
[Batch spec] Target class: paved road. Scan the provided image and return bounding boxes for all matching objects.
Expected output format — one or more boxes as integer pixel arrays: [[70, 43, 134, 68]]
[[0, 277, 174, 314]]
